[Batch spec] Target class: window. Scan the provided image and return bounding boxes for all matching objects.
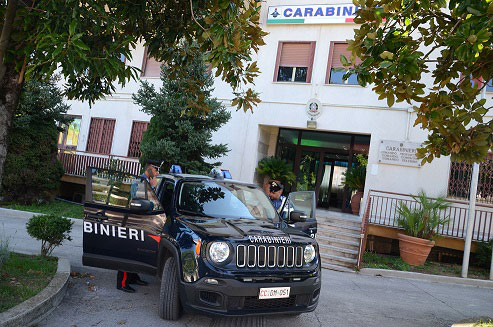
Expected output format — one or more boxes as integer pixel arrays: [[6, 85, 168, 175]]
[[141, 47, 163, 77], [90, 168, 162, 211], [326, 42, 361, 85], [127, 121, 149, 158], [273, 42, 316, 83], [86, 118, 116, 154], [58, 116, 82, 151], [487, 79, 493, 92]]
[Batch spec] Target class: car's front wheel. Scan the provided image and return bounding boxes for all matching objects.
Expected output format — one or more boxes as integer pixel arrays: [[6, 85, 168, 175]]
[[158, 256, 182, 320]]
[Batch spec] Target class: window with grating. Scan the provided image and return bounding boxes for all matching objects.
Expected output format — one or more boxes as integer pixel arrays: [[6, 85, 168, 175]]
[[86, 118, 116, 154], [326, 42, 362, 85], [448, 153, 493, 204], [127, 121, 149, 158], [273, 41, 316, 83]]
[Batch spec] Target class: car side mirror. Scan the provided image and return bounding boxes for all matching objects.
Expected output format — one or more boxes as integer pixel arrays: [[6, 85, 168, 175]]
[[289, 211, 307, 223], [129, 199, 153, 214]]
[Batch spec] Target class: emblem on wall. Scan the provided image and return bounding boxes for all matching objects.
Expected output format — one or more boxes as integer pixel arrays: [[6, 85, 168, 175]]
[[306, 98, 322, 118]]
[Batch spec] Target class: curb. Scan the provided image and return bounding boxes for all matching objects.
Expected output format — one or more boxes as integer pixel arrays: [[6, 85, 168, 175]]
[[0, 258, 71, 327], [359, 268, 493, 289], [0, 207, 82, 225]]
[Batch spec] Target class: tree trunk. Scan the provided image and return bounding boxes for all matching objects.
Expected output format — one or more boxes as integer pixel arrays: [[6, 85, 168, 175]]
[[0, 64, 23, 192]]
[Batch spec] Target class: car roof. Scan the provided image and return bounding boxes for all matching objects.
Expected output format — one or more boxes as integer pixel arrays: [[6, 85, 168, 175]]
[[157, 173, 257, 187]]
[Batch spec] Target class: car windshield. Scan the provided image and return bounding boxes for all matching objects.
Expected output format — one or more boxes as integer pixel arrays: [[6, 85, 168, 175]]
[[177, 181, 278, 222]]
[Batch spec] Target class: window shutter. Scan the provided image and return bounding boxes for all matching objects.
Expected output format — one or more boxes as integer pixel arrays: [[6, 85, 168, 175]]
[[143, 57, 162, 77], [279, 43, 312, 67], [330, 43, 361, 68], [128, 121, 149, 157], [86, 118, 115, 154]]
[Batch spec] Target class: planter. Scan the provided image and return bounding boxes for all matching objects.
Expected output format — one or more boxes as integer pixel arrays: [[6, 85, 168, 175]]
[[350, 190, 364, 215], [397, 233, 435, 266]]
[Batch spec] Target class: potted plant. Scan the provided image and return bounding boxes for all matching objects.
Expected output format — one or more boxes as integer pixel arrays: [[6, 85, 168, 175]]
[[256, 156, 296, 193], [396, 191, 450, 266], [343, 155, 367, 215]]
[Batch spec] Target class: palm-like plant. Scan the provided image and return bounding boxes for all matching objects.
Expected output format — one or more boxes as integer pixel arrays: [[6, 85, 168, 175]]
[[396, 191, 450, 240], [342, 165, 366, 191], [256, 156, 296, 185]]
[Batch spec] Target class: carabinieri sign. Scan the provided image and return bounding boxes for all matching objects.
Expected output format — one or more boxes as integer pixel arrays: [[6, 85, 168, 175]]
[[267, 4, 358, 25]]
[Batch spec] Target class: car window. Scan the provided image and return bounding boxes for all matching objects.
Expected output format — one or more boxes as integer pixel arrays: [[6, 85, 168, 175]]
[[90, 168, 162, 211], [177, 181, 277, 221]]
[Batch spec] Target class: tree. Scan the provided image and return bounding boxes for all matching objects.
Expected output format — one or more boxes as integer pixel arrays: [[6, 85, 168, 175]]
[[1, 78, 69, 203], [0, 0, 266, 188], [133, 44, 231, 174], [346, 0, 492, 163]]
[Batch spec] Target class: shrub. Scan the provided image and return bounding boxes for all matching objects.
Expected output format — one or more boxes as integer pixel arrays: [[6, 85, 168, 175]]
[[256, 156, 296, 185], [475, 238, 492, 268], [396, 191, 450, 240], [1, 79, 69, 204], [26, 214, 73, 256]]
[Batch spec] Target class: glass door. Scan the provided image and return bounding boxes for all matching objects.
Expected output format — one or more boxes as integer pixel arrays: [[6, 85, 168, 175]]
[[317, 154, 349, 210], [296, 150, 321, 192]]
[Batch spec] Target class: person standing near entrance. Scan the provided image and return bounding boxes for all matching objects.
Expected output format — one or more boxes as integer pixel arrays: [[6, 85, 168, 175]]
[[267, 180, 286, 213]]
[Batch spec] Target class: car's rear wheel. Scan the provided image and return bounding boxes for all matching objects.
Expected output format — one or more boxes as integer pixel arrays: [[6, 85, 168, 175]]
[[158, 256, 181, 320]]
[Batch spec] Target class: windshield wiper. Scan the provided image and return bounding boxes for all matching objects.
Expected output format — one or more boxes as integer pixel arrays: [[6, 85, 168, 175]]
[[178, 209, 213, 218]]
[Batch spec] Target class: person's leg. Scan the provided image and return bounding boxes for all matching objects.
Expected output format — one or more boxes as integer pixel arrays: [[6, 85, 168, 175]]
[[117, 271, 136, 293], [128, 272, 148, 286]]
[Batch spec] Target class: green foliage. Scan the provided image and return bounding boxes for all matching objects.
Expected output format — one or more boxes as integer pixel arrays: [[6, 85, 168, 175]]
[[396, 191, 450, 240], [3, 200, 84, 219], [0, 226, 10, 269], [1, 79, 69, 204], [4, 0, 266, 112], [256, 156, 296, 185], [475, 238, 492, 268], [26, 214, 73, 256], [343, 155, 368, 191], [133, 43, 231, 175], [348, 0, 493, 163]]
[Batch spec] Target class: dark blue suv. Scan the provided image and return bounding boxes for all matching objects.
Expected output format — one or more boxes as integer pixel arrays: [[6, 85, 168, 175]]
[[83, 168, 321, 320]]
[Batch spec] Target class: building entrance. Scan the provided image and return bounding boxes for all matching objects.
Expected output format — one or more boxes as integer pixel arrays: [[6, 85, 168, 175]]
[[276, 129, 370, 212]]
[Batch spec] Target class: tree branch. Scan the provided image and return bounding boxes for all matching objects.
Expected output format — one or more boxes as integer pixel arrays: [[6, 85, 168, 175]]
[[0, 0, 19, 82]]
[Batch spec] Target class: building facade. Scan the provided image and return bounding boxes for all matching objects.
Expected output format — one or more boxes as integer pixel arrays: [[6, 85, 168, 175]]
[[59, 0, 493, 215]]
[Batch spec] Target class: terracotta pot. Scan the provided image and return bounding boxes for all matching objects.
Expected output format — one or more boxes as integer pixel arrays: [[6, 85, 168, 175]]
[[350, 190, 364, 215], [397, 233, 435, 266]]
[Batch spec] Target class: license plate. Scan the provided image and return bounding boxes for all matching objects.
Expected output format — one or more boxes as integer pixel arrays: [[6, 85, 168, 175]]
[[258, 287, 290, 299]]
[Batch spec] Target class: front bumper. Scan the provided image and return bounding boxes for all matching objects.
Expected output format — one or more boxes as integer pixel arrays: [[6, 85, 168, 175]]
[[179, 274, 321, 316]]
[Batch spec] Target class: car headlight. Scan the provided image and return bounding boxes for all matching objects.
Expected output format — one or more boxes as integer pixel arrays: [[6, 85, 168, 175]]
[[209, 242, 230, 263], [304, 244, 316, 263]]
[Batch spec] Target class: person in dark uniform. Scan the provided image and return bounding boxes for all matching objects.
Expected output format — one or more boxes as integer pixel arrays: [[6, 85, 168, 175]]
[[116, 160, 160, 292], [267, 180, 286, 212]]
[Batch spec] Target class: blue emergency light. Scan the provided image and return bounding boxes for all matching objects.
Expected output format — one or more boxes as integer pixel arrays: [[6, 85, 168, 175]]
[[222, 169, 232, 179], [170, 165, 182, 174]]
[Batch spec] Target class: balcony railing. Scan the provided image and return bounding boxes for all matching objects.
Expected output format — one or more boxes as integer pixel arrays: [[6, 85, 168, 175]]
[[58, 150, 141, 177], [365, 190, 493, 242]]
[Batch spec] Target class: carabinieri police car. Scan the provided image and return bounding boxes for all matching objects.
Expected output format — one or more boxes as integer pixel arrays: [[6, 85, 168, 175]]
[[82, 166, 321, 320]]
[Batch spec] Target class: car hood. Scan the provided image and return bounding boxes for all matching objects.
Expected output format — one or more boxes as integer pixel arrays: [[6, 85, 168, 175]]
[[177, 216, 312, 243]]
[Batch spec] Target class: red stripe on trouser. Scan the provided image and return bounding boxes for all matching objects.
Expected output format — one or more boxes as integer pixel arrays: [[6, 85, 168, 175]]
[[122, 272, 127, 287]]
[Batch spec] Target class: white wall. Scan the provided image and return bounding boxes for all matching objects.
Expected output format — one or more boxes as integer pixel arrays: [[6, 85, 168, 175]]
[[64, 0, 492, 200]]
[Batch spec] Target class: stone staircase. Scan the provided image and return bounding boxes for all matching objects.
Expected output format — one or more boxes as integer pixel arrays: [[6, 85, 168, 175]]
[[315, 211, 362, 272]]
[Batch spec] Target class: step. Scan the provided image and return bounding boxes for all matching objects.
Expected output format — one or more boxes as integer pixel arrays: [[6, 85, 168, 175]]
[[319, 243, 359, 259], [316, 234, 360, 250], [320, 253, 357, 269], [316, 228, 361, 242], [321, 262, 356, 273], [317, 215, 362, 226], [317, 221, 361, 233]]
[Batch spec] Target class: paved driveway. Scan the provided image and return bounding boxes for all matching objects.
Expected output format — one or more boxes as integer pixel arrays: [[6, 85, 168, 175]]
[[1, 209, 492, 327]]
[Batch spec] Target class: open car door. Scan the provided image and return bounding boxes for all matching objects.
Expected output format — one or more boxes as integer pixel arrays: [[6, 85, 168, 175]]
[[83, 167, 166, 275], [280, 191, 317, 238]]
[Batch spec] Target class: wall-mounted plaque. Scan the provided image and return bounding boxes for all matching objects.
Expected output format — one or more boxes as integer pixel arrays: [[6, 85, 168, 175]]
[[378, 140, 422, 167]]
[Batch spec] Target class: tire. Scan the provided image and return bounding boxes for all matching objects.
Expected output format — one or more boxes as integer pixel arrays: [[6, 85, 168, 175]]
[[158, 256, 182, 320]]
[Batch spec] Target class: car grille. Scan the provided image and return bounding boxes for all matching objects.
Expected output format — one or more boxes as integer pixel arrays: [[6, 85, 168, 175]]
[[236, 245, 304, 268]]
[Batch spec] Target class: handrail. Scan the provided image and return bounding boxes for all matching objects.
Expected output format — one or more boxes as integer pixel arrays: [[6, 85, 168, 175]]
[[357, 196, 372, 270], [58, 149, 139, 161], [370, 189, 493, 209], [366, 189, 493, 242]]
